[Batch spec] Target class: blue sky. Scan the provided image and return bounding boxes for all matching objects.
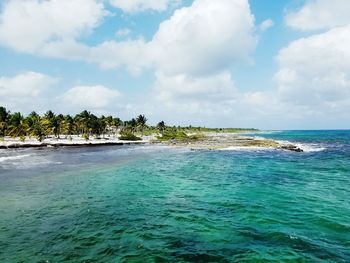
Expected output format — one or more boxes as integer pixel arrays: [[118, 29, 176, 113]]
[[0, 0, 350, 129]]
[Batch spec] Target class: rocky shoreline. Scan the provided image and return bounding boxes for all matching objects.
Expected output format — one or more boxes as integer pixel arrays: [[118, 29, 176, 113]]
[[163, 133, 304, 152], [0, 133, 303, 152]]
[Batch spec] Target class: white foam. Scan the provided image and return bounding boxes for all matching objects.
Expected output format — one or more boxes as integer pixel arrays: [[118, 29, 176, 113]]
[[294, 143, 326, 153], [276, 140, 326, 153], [0, 154, 31, 162], [220, 146, 275, 151]]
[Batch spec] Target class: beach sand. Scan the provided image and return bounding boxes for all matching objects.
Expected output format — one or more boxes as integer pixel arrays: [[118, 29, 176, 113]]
[[0, 135, 151, 149]]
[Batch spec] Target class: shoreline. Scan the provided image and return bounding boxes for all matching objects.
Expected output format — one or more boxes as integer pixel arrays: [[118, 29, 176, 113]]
[[0, 135, 149, 149], [161, 132, 304, 152], [0, 141, 147, 149], [0, 133, 304, 152]]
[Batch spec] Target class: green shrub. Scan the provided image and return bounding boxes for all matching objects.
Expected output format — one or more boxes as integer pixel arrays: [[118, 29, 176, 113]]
[[119, 131, 142, 141], [157, 130, 204, 142], [83, 134, 89, 141]]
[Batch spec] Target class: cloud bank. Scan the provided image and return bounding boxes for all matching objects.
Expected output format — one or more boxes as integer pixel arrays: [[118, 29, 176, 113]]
[[0, 0, 349, 128]]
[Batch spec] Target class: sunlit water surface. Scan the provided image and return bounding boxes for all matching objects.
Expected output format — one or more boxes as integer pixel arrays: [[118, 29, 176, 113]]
[[0, 130, 349, 262]]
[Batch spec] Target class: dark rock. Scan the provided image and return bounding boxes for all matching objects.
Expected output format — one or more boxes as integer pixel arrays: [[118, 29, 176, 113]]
[[280, 144, 303, 152]]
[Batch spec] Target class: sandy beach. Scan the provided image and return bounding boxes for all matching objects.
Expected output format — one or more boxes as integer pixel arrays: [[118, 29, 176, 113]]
[[0, 135, 150, 149]]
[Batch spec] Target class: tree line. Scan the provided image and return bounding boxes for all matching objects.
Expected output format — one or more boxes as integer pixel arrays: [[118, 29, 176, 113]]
[[0, 106, 165, 142]]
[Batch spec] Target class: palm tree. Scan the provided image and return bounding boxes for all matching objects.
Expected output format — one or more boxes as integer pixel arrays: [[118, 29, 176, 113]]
[[76, 110, 91, 136], [0, 106, 174, 143], [53, 114, 64, 138], [89, 114, 102, 137], [157, 121, 166, 135], [28, 122, 45, 142], [112, 117, 122, 137], [128, 118, 137, 132], [26, 111, 45, 141], [62, 115, 74, 139], [44, 110, 55, 120], [136, 114, 147, 135], [7, 112, 27, 140], [41, 110, 56, 137], [0, 106, 9, 137], [99, 115, 107, 138]]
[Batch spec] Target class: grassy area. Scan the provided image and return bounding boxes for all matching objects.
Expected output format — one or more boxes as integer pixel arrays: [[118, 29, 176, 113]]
[[137, 126, 258, 136], [119, 131, 142, 141], [156, 130, 204, 142], [179, 127, 258, 133], [132, 126, 257, 143]]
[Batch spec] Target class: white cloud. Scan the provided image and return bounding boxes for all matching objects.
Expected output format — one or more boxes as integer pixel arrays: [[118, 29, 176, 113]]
[[109, 0, 181, 13], [259, 19, 274, 32], [59, 85, 120, 110], [138, 0, 261, 126], [149, 71, 246, 126], [78, 0, 256, 76], [0, 0, 107, 53], [0, 0, 256, 78], [150, 0, 256, 76], [116, 28, 131, 38], [0, 71, 58, 112], [0, 71, 57, 97], [286, 0, 350, 31], [154, 71, 238, 103], [275, 25, 350, 108], [88, 39, 150, 74], [93, 0, 256, 75]]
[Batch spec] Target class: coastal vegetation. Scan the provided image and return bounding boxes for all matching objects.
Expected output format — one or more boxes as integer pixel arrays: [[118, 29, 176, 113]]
[[156, 129, 205, 143], [0, 106, 257, 143], [0, 106, 304, 152]]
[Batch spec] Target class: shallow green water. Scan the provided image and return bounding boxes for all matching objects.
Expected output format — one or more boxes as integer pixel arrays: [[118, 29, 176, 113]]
[[0, 131, 349, 262]]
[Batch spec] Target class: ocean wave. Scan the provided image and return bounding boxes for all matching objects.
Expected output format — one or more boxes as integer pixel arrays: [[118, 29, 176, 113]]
[[295, 143, 326, 152], [220, 140, 326, 153], [0, 154, 31, 162], [258, 130, 283, 134], [1, 159, 63, 169], [220, 146, 275, 151], [276, 140, 326, 152]]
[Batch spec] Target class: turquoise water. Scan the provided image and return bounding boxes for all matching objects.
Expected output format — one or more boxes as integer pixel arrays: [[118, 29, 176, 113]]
[[0, 131, 349, 262]]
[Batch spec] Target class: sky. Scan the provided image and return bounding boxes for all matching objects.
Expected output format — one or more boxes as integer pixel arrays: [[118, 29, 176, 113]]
[[0, 0, 350, 130]]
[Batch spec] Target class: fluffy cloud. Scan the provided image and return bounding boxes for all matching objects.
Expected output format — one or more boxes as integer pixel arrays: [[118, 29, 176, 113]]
[[149, 71, 245, 125], [151, 0, 256, 76], [0, 71, 57, 98], [286, 0, 350, 31], [0, 71, 58, 112], [0, 0, 256, 77], [142, 0, 258, 125], [0, 0, 149, 73], [109, 0, 181, 13], [59, 85, 120, 110], [259, 19, 274, 32], [275, 25, 350, 110], [155, 71, 238, 103], [147, 0, 350, 128], [0, 0, 106, 53], [91, 0, 256, 75], [87, 39, 150, 74]]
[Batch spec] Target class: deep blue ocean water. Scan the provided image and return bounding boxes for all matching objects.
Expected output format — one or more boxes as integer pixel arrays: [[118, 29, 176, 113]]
[[0, 130, 349, 262]]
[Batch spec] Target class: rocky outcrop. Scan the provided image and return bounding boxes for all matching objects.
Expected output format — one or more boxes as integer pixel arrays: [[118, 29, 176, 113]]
[[279, 144, 303, 152], [162, 133, 304, 152]]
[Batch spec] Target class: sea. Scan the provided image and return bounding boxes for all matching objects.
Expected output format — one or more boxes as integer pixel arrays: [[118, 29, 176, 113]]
[[0, 130, 349, 262]]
